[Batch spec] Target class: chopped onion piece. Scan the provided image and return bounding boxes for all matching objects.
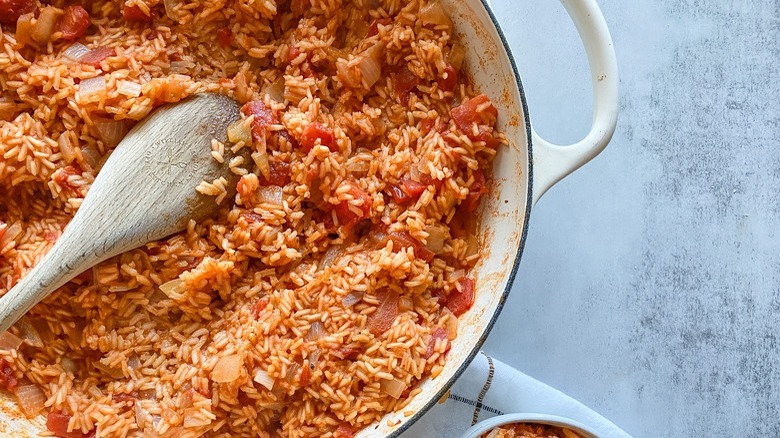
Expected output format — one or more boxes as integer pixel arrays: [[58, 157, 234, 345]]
[[420, 1, 453, 28], [94, 361, 125, 379], [137, 388, 156, 399], [15, 13, 34, 47], [0, 97, 15, 121], [257, 186, 283, 205], [164, 0, 180, 21], [445, 268, 465, 283], [16, 317, 43, 348], [379, 378, 406, 399], [318, 245, 342, 271], [465, 234, 479, 258], [58, 134, 76, 164], [0, 221, 23, 250], [128, 356, 142, 370], [227, 120, 252, 144], [252, 150, 271, 181], [341, 291, 364, 308], [306, 349, 320, 368], [170, 60, 195, 74], [80, 144, 104, 171], [32, 6, 62, 45], [60, 357, 78, 374], [13, 384, 46, 418], [424, 225, 448, 254], [336, 59, 356, 88], [284, 362, 300, 383], [183, 407, 212, 428], [159, 278, 184, 298], [358, 44, 383, 88], [212, 355, 242, 383], [0, 331, 23, 350], [63, 42, 90, 61], [117, 80, 142, 97], [87, 385, 103, 398], [448, 43, 466, 72], [444, 313, 458, 340], [398, 295, 413, 312], [135, 401, 150, 428], [265, 77, 285, 103], [77, 76, 107, 101], [93, 117, 128, 148], [253, 368, 275, 390], [306, 322, 327, 342]]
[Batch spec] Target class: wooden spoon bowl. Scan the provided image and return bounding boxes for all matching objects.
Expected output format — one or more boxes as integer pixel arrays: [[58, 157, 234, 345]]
[[0, 93, 241, 333]]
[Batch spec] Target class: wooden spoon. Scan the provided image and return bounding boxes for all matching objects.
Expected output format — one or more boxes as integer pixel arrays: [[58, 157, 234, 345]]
[[0, 93, 241, 333]]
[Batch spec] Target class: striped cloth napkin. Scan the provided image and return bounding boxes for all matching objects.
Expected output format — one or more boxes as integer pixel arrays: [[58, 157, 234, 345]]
[[401, 352, 632, 438]]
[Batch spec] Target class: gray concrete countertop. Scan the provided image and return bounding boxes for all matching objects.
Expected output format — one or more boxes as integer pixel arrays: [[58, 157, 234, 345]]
[[484, 1, 777, 437]]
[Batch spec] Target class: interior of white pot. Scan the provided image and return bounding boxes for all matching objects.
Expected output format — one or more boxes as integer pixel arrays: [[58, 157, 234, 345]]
[[364, 0, 531, 436], [0, 1, 530, 436]]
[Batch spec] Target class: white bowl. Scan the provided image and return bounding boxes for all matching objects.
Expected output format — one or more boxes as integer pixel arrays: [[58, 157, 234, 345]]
[[461, 413, 601, 438]]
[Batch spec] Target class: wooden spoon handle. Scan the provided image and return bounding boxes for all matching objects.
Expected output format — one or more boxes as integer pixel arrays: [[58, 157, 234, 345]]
[[0, 235, 97, 334]]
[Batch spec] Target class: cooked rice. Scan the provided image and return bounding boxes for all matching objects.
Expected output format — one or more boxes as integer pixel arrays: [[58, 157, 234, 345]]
[[0, 0, 504, 436]]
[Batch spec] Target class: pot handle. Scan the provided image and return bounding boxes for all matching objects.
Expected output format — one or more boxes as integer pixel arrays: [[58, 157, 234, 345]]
[[530, 0, 619, 206]]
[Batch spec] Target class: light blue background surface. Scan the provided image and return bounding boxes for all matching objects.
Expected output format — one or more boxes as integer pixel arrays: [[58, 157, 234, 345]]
[[483, 1, 779, 437]]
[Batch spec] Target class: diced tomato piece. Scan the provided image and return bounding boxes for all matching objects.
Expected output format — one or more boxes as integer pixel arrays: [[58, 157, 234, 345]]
[[47, 411, 90, 438], [393, 68, 419, 105], [368, 17, 392, 37], [277, 129, 298, 149], [421, 118, 435, 132], [122, 5, 152, 22], [72, 269, 93, 285], [250, 297, 269, 319], [333, 344, 362, 360], [335, 423, 359, 438], [0, 0, 36, 25], [418, 173, 444, 191], [299, 363, 310, 386], [472, 125, 500, 149], [241, 212, 264, 224], [438, 63, 458, 92], [300, 122, 336, 153], [52, 165, 82, 195], [451, 94, 498, 134], [288, 46, 302, 62], [424, 327, 450, 359], [241, 101, 279, 144], [112, 391, 136, 404], [0, 358, 17, 390], [333, 181, 371, 230], [291, 0, 307, 15], [389, 178, 427, 205], [259, 161, 291, 187], [445, 277, 475, 317], [80, 47, 116, 68], [58, 6, 90, 40], [216, 27, 233, 47], [236, 175, 254, 199], [461, 169, 488, 213], [383, 230, 434, 262], [373, 227, 435, 262], [366, 290, 399, 336]]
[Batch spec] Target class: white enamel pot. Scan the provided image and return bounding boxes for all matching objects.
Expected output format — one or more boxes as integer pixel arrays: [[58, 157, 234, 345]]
[[364, 0, 619, 436], [0, 0, 617, 436]]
